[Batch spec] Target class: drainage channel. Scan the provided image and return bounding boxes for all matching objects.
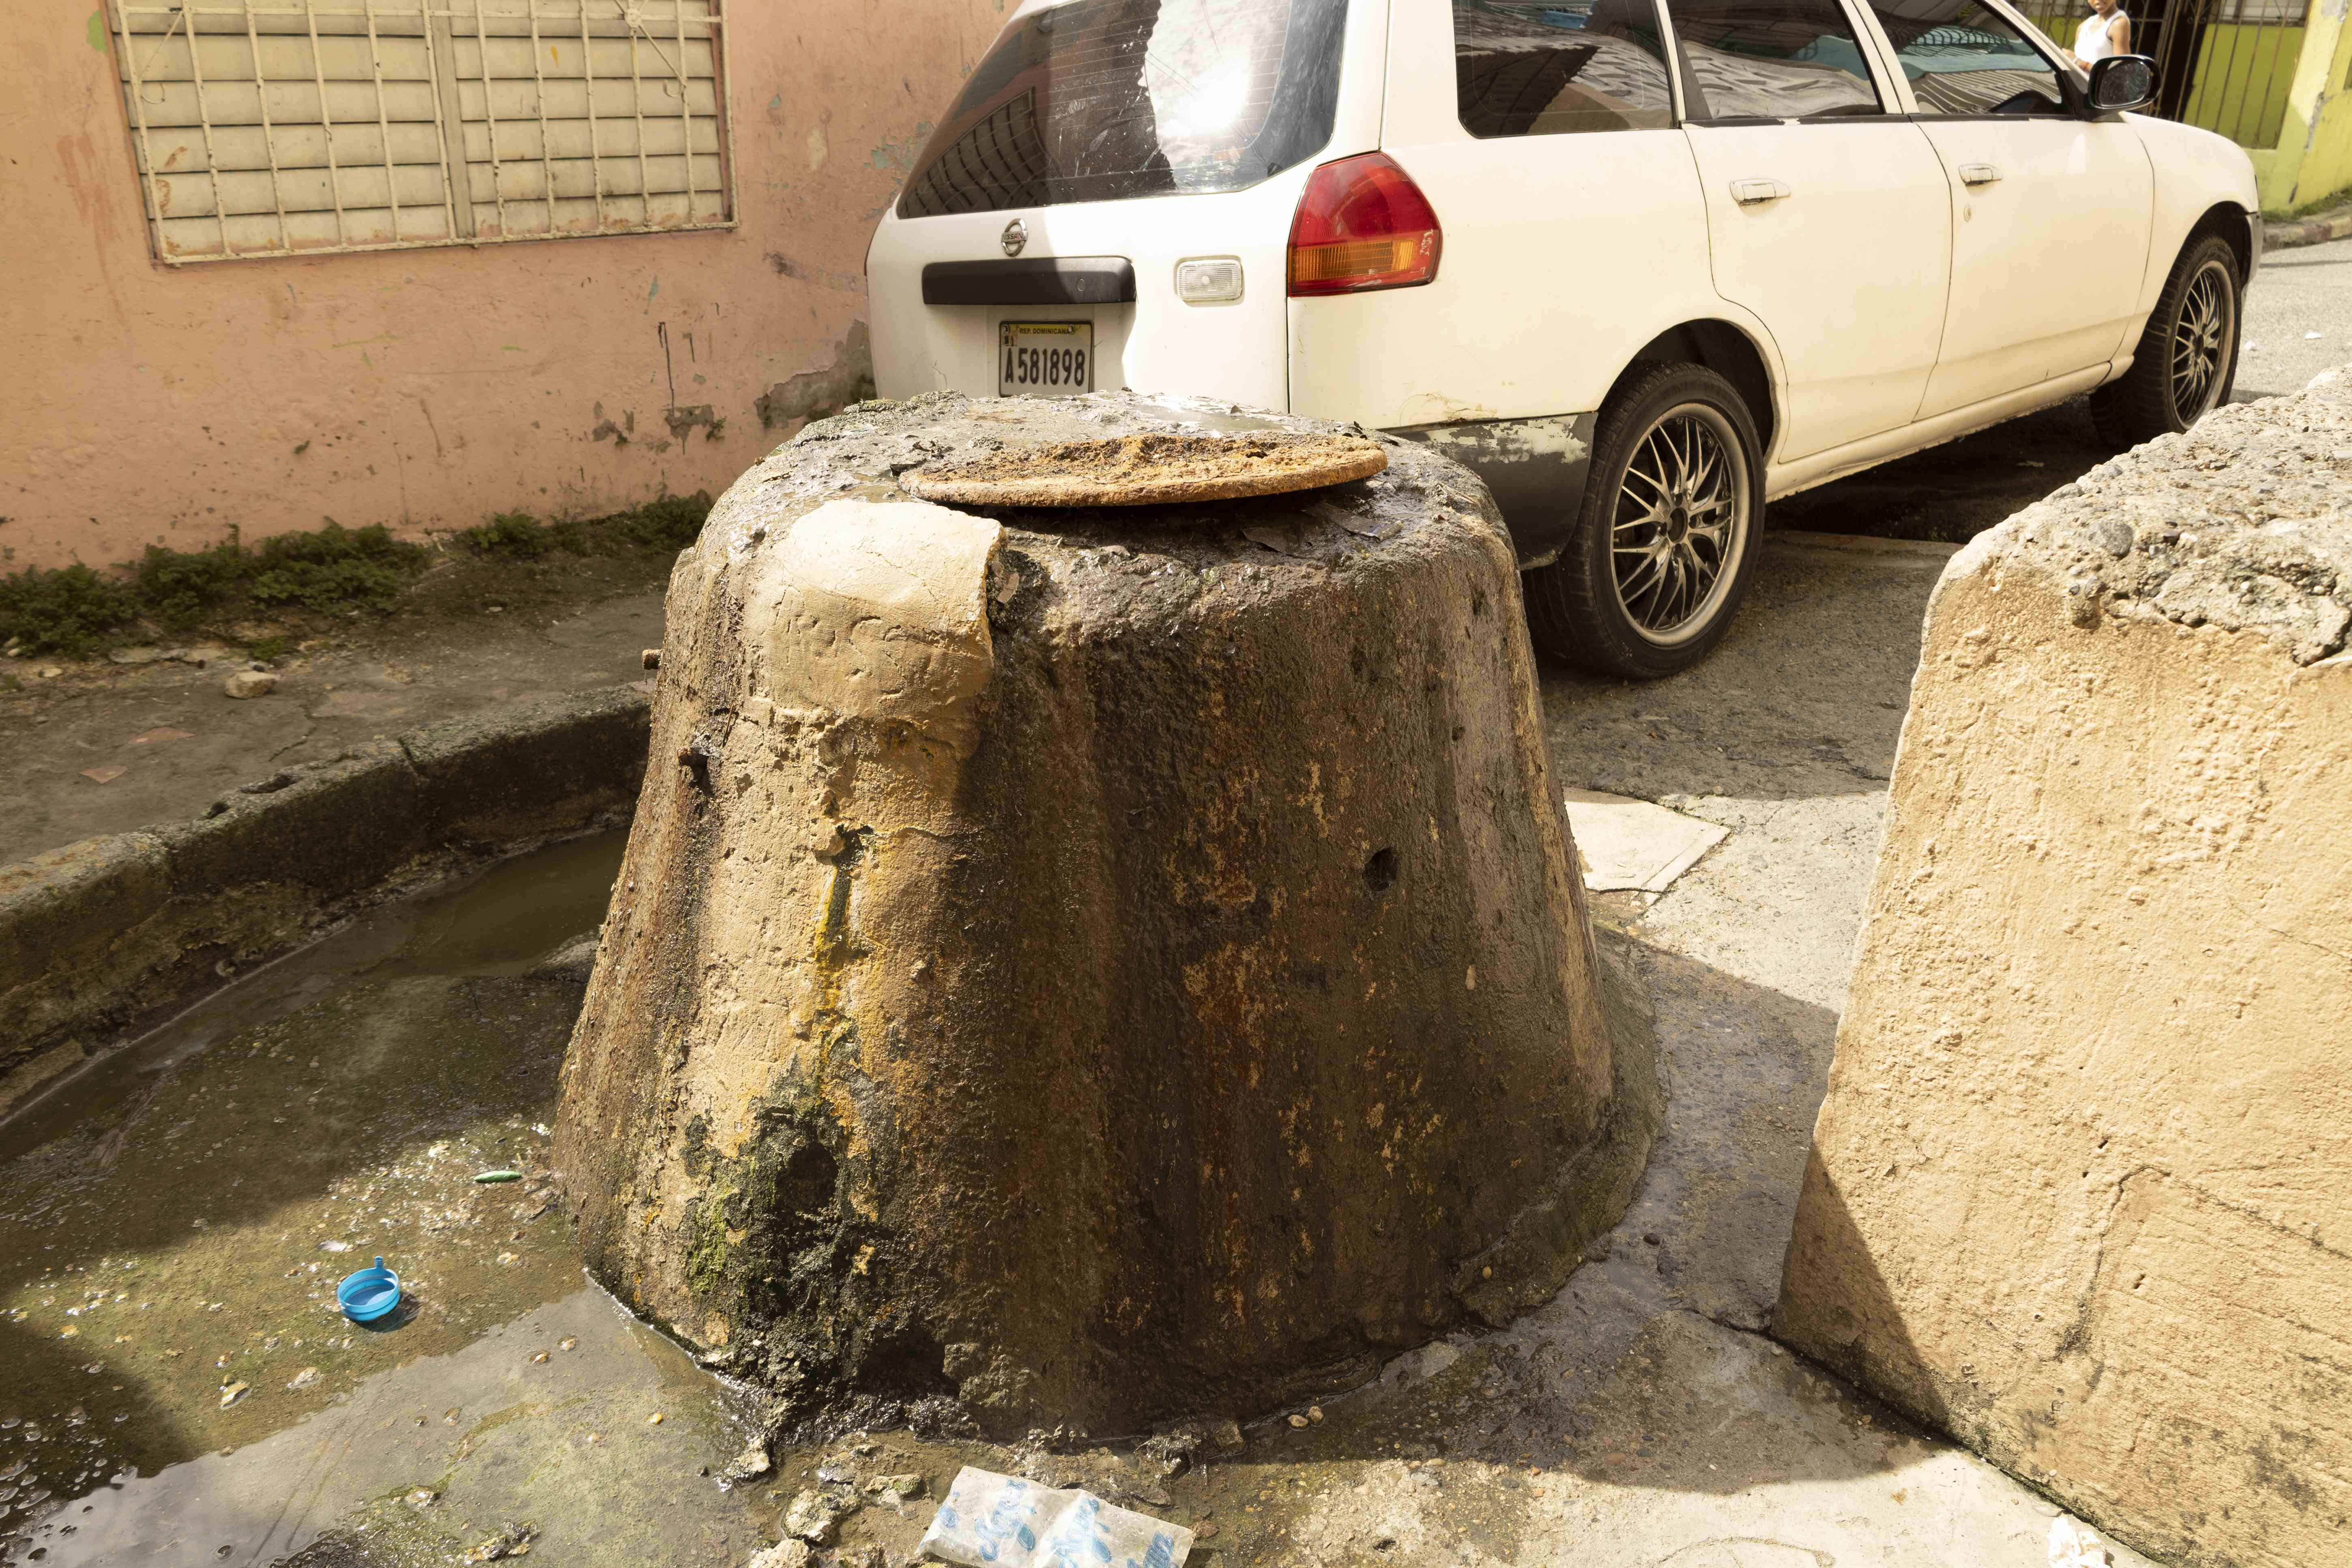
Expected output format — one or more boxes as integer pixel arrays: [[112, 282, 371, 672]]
[[0, 831, 770, 1566]]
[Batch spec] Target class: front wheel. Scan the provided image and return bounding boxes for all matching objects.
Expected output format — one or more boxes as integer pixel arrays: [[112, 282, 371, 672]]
[[2090, 231, 2242, 450], [1523, 362, 1764, 679]]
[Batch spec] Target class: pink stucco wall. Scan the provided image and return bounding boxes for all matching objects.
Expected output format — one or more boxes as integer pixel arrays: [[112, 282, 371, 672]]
[[2, 0, 1006, 572]]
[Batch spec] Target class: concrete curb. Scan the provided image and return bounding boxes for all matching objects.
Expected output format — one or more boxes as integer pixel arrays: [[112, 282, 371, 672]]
[[0, 682, 651, 1110], [2264, 206, 2352, 251]]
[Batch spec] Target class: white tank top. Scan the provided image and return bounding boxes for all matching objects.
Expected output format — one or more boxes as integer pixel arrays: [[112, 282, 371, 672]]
[[2076, 9, 2126, 61]]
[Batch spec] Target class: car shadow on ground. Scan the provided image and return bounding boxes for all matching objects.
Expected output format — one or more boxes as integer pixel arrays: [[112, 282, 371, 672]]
[[1538, 531, 1952, 807], [1764, 397, 2114, 547]]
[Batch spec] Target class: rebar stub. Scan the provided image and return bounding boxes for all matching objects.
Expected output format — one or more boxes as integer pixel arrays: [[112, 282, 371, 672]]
[[900, 432, 1388, 508]]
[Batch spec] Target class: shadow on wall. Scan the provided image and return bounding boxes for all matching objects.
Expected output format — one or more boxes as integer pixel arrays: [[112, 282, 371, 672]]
[[1773, 1161, 1951, 1436], [757, 321, 876, 432]]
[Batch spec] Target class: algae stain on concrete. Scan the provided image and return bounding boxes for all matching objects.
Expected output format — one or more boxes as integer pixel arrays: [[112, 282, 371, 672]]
[[0, 833, 766, 1566]]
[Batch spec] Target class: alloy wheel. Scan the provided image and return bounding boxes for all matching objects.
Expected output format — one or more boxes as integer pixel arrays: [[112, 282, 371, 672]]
[[1609, 404, 1752, 647], [2169, 259, 2234, 425]]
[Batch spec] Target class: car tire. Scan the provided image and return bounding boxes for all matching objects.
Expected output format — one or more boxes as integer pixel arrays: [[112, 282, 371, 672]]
[[1523, 362, 1765, 680], [2090, 231, 2242, 451]]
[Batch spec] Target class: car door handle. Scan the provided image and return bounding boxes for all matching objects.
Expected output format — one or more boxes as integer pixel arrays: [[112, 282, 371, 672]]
[[1959, 163, 2002, 186], [1730, 178, 1791, 205]]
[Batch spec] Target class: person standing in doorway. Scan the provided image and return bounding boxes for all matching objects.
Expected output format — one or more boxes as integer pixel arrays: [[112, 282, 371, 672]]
[[2070, 0, 2131, 65]]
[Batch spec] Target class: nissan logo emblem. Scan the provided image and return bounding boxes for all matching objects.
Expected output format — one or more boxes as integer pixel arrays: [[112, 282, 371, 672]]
[[1001, 219, 1028, 258]]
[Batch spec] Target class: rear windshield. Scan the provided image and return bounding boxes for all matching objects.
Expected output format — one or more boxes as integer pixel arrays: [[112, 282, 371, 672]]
[[896, 0, 1350, 219]]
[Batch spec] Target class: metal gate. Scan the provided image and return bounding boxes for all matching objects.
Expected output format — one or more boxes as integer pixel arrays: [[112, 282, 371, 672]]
[[2015, 0, 2308, 147]]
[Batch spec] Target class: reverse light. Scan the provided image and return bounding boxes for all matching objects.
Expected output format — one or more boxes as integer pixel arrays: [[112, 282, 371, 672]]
[[1287, 153, 1442, 297], [1175, 256, 1245, 303]]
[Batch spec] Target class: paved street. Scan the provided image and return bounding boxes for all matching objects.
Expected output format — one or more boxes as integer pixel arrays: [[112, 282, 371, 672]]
[[2239, 232, 2352, 400]]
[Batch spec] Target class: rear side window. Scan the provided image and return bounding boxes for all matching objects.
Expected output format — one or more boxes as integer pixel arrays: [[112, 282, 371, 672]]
[[1454, 0, 1676, 137], [1866, 0, 2066, 115], [1663, 0, 1886, 120], [897, 0, 1349, 219]]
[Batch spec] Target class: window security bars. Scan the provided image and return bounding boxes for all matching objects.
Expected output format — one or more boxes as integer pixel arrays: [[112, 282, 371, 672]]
[[105, 0, 732, 264], [2014, 0, 2307, 147]]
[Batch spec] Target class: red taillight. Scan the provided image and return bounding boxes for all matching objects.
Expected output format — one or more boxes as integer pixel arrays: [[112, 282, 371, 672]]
[[1287, 153, 1442, 297]]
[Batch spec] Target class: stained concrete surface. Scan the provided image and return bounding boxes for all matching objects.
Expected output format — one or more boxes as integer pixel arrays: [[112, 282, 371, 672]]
[[0, 529, 2167, 1567], [558, 397, 1638, 1439]]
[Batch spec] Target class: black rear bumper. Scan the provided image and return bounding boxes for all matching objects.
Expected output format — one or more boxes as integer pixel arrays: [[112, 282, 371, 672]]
[[1385, 412, 1598, 570]]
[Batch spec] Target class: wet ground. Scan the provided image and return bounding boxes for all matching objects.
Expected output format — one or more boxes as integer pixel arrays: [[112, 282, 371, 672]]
[[0, 535, 2172, 1568], [0, 834, 768, 1565]]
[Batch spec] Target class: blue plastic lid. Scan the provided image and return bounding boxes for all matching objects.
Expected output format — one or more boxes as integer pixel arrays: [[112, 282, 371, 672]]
[[337, 1257, 402, 1324]]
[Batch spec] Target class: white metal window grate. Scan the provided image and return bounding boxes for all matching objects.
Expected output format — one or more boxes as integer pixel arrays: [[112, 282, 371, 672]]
[[105, 0, 733, 264]]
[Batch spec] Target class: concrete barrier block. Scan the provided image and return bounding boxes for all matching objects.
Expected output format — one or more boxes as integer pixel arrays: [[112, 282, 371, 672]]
[[555, 395, 1653, 1439], [1776, 372, 2352, 1568]]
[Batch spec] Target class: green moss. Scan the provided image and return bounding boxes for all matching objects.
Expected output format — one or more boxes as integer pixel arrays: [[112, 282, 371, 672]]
[[687, 1185, 741, 1298], [461, 511, 552, 559], [462, 511, 599, 560], [135, 533, 249, 629], [247, 522, 427, 612], [6, 490, 711, 659], [612, 492, 712, 551]]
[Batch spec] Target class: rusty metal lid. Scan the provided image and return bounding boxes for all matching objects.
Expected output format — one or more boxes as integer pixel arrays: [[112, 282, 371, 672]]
[[900, 432, 1388, 509]]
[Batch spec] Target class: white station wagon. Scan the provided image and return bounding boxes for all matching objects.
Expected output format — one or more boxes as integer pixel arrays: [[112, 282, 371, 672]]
[[867, 0, 2258, 676]]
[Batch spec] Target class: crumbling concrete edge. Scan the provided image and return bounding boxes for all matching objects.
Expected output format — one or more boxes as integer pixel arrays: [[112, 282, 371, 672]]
[[0, 682, 651, 1117]]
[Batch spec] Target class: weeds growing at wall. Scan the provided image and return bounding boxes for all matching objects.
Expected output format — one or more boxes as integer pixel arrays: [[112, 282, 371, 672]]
[[460, 511, 586, 559], [0, 567, 141, 657], [0, 492, 711, 657]]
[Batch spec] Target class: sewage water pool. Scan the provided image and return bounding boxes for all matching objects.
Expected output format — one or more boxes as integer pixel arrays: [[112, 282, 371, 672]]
[[0, 831, 779, 1566]]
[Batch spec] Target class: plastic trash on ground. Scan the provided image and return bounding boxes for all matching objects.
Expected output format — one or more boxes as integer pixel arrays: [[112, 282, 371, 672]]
[[2049, 1515, 2112, 1567], [337, 1256, 402, 1323], [918, 1466, 1192, 1568]]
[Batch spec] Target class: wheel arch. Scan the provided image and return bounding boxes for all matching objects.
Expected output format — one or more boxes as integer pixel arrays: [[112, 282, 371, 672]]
[[1609, 320, 1780, 462], [2187, 200, 2255, 282]]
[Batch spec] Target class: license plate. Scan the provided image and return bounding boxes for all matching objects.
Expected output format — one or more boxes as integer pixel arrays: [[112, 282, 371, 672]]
[[998, 321, 1093, 397]]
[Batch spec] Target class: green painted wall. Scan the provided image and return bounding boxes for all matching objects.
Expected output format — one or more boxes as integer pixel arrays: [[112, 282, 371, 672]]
[[2180, 23, 2305, 146], [2018, 0, 2352, 215], [2272, 2, 2352, 210]]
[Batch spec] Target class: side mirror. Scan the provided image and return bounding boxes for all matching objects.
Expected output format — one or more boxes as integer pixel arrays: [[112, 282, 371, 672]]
[[2086, 54, 2156, 114]]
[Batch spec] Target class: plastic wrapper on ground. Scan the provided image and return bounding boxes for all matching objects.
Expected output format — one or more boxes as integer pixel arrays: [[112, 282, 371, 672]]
[[917, 1466, 1192, 1568]]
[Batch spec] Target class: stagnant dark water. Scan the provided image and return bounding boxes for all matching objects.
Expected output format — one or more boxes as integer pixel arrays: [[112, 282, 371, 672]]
[[0, 833, 773, 1566]]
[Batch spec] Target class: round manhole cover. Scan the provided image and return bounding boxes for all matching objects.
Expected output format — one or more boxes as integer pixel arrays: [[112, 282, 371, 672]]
[[902, 432, 1388, 508]]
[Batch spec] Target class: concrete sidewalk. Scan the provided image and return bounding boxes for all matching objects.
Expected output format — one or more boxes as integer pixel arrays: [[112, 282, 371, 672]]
[[0, 588, 662, 868], [2265, 200, 2352, 251]]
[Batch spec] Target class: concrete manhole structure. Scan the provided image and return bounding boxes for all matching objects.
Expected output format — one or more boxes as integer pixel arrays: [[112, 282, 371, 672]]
[[553, 391, 1656, 1439]]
